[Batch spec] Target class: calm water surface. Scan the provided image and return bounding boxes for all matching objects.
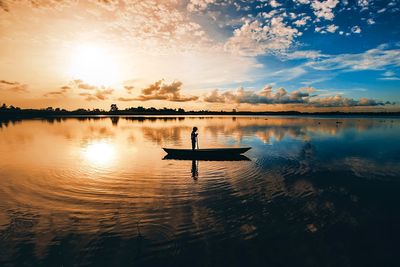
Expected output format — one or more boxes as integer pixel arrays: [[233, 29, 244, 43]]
[[0, 116, 400, 266]]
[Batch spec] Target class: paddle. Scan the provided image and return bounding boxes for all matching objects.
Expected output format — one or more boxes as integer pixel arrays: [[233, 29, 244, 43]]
[[196, 136, 199, 149]]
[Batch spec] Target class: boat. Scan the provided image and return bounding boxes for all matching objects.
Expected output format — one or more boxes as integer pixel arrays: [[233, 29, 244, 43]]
[[163, 147, 251, 157], [163, 154, 250, 161]]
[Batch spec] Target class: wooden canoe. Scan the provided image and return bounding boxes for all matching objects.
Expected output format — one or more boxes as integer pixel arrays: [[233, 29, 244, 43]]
[[163, 147, 251, 156]]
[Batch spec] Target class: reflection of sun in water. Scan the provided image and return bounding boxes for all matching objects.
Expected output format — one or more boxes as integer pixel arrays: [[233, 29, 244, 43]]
[[68, 43, 120, 86], [83, 141, 116, 166]]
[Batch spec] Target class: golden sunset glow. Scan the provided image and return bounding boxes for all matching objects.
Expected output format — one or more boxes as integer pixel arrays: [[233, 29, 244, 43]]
[[67, 44, 121, 87]]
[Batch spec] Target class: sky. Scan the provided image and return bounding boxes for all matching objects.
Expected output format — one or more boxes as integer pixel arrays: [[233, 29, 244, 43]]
[[0, 0, 399, 111]]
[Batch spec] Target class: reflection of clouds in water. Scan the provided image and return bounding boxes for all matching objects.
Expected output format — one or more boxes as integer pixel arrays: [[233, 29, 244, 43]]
[[141, 126, 190, 145], [201, 117, 390, 144], [344, 157, 400, 180]]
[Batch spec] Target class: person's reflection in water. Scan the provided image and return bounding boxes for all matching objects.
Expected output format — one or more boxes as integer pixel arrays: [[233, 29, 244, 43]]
[[191, 160, 198, 180]]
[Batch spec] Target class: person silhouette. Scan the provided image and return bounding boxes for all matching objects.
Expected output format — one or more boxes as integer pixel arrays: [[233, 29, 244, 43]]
[[191, 127, 198, 150]]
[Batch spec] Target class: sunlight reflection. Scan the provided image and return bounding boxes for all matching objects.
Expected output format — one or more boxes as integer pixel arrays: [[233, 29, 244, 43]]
[[83, 141, 116, 166]]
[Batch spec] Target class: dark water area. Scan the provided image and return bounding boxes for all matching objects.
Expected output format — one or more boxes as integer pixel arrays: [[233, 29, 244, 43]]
[[0, 116, 400, 266]]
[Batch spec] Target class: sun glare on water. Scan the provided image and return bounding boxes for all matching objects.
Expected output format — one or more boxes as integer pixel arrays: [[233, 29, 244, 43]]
[[83, 141, 116, 166], [68, 44, 121, 86]]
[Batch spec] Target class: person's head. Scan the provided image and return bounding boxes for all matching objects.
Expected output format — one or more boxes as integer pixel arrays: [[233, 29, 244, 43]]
[[192, 126, 198, 132]]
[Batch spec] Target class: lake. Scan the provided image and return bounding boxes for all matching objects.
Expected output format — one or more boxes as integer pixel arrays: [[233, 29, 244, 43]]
[[0, 116, 400, 266]]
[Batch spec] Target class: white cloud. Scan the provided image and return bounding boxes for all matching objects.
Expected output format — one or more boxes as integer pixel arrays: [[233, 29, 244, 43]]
[[357, 0, 369, 8], [307, 44, 400, 71], [367, 18, 375, 25], [270, 0, 282, 8], [311, 0, 339, 20], [326, 24, 339, 33], [351, 25, 362, 33], [284, 50, 325, 60], [379, 70, 400, 80], [377, 8, 386, 13], [295, 0, 311, 4], [294, 16, 311, 27], [383, 70, 396, 77], [224, 17, 300, 56], [379, 77, 400, 81]]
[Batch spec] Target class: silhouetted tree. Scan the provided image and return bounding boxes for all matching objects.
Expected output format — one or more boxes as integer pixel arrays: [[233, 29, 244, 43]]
[[110, 104, 118, 112]]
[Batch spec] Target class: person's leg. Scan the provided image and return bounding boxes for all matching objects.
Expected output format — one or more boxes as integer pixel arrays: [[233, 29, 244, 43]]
[[192, 140, 195, 150]]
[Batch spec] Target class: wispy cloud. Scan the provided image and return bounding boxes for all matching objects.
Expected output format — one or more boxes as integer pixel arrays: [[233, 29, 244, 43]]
[[0, 80, 28, 93], [306, 44, 400, 71], [124, 85, 134, 94], [44, 85, 71, 97]]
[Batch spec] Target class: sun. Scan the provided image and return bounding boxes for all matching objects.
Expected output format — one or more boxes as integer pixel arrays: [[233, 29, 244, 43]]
[[68, 43, 121, 86]]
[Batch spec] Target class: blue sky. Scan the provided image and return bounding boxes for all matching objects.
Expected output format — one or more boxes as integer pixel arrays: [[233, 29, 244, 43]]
[[196, 0, 400, 102]]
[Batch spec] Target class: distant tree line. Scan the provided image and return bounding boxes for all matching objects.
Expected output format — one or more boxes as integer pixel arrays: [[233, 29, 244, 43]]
[[1, 103, 399, 119]]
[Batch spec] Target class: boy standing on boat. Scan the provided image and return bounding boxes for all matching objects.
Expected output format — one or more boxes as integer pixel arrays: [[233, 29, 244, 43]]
[[191, 127, 198, 150]]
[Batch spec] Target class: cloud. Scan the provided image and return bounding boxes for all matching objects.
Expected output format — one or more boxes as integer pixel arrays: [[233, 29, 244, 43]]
[[326, 24, 339, 33], [77, 83, 97, 90], [124, 85, 134, 94], [293, 16, 311, 27], [284, 50, 325, 60], [44, 85, 71, 97], [78, 88, 113, 101], [357, 0, 369, 8], [0, 80, 28, 92], [295, 0, 310, 4], [94, 88, 113, 100], [378, 70, 400, 81], [383, 71, 395, 76], [203, 86, 314, 104], [351, 25, 362, 34], [310, 95, 386, 107], [306, 44, 400, 71], [311, 0, 339, 20], [224, 17, 300, 56], [135, 80, 198, 102], [269, 0, 282, 8], [203, 85, 387, 107], [60, 80, 115, 101], [367, 18, 375, 25], [117, 97, 137, 102], [187, 0, 216, 12]]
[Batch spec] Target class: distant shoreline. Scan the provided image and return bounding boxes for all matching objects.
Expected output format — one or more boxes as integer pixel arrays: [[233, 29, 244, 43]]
[[1, 110, 400, 120]]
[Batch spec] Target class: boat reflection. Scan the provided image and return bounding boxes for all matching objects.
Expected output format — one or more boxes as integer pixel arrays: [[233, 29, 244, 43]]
[[164, 154, 250, 180]]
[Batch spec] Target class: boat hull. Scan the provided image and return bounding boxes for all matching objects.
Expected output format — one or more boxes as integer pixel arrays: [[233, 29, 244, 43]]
[[163, 147, 251, 157], [163, 154, 250, 161]]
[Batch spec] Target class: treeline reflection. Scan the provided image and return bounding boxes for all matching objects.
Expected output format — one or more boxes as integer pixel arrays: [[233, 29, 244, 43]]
[[1, 116, 398, 145]]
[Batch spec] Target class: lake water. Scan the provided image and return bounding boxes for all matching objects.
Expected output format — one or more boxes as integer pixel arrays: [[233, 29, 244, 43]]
[[0, 116, 400, 266]]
